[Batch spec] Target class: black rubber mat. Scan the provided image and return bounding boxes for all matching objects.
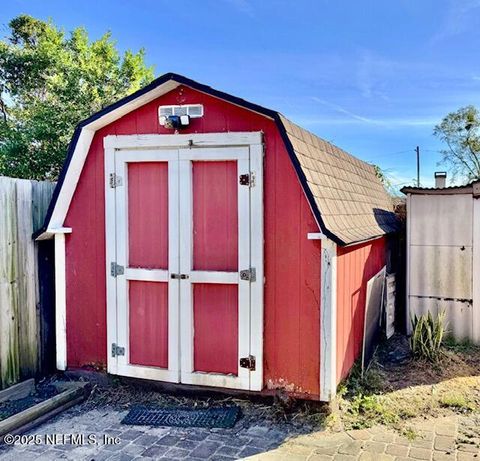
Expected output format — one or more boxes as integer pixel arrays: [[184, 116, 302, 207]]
[[121, 405, 241, 428]]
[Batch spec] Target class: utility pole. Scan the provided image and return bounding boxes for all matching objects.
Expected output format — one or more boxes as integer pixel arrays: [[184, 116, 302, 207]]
[[416, 146, 420, 187]]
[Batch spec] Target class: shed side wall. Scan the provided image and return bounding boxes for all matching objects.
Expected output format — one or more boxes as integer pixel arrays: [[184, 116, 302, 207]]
[[336, 237, 387, 383], [408, 194, 474, 341], [64, 85, 322, 397]]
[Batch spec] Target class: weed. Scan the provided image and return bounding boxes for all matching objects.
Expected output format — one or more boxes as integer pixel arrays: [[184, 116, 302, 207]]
[[410, 310, 447, 362], [401, 426, 419, 441], [439, 392, 475, 411], [443, 336, 478, 354]]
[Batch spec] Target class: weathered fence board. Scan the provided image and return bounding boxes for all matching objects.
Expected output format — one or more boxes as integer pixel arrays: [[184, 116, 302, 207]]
[[0, 176, 55, 389]]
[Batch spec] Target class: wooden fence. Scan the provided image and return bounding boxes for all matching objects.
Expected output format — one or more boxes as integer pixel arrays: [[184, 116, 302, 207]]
[[0, 176, 56, 389]]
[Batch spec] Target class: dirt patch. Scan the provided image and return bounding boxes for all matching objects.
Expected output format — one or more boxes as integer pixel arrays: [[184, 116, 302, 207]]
[[57, 376, 330, 436], [377, 334, 480, 390], [0, 384, 58, 421], [337, 334, 480, 432]]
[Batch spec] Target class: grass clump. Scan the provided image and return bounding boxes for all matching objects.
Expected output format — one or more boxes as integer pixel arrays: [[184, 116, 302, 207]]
[[410, 311, 447, 362], [439, 392, 475, 411], [337, 361, 398, 429]]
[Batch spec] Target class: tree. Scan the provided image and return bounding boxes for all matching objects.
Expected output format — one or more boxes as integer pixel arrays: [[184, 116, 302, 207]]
[[434, 105, 480, 183], [0, 15, 154, 180]]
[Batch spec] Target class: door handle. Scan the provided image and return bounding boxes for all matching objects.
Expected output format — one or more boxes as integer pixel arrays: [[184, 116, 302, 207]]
[[171, 273, 190, 280]]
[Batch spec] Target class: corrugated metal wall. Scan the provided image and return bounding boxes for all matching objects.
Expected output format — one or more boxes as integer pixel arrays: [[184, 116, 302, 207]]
[[407, 193, 476, 341]]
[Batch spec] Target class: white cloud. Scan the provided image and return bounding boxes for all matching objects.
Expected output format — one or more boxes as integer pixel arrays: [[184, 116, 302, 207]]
[[307, 97, 437, 128]]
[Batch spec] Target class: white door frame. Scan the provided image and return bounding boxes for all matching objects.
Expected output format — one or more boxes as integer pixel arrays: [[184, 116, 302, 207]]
[[104, 132, 264, 391]]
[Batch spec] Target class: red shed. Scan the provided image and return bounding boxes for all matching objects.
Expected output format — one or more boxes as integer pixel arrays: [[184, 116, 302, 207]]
[[36, 73, 397, 401]]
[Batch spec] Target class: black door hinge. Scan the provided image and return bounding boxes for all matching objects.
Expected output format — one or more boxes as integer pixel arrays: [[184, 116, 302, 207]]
[[239, 355, 256, 371], [110, 262, 124, 277], [239, 173, 255, 187], [111, 343, 125, 357]]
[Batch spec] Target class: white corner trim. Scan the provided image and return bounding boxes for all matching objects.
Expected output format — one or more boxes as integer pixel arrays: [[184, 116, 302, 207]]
[[54, 233, 67, 371], [472, 198, 480, 343], [320, 238, 337, 401], [307, 232, 326, 240]]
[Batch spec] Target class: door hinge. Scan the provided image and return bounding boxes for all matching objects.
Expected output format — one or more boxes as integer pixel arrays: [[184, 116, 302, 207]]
[[111, 343, 125, 357], [110, 262, 124, 277], [109, 173, 123, 188], [239, 355, 256, 371], [239, 172, 255, 187], [240, 268, 256, 282]]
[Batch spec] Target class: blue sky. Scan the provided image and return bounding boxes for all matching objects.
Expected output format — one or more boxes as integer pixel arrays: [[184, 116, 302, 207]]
[[2, 1, 480, 190]]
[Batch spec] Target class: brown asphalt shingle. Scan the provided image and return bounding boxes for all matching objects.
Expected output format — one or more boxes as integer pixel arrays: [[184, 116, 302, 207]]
[[280, 115, 398, 245]]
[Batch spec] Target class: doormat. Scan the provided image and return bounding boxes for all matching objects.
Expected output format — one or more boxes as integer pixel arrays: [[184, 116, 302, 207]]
[[121, 405, 241, 429]]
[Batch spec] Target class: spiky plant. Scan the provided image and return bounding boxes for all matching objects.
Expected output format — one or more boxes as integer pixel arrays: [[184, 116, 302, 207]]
[[410, 310, 447, 362]]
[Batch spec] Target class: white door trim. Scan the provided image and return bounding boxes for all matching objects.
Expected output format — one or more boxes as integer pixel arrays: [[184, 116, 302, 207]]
[[105, 145, 117, 376], [104, 132, 263, 150], [104, 132, 264, 391], [249, 142, 264, 391]]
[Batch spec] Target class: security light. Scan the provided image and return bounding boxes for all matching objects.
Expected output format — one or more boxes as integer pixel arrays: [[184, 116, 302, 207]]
[[161, 114, 190, 129]]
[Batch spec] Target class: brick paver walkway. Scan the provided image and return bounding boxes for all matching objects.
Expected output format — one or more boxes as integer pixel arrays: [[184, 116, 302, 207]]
[[0, 409, 478, 460]]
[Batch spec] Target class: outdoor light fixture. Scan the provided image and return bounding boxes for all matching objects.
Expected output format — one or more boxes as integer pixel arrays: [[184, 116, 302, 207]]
[[161, 114, 190, 129], [159, 104, 203, 130]]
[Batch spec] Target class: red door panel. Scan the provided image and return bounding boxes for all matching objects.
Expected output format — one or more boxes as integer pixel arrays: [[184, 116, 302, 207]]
[[192, 161, 238, 271], [193, 284, 238, 375], [128, 162, 168, 269], [129, 281, 168, 368]]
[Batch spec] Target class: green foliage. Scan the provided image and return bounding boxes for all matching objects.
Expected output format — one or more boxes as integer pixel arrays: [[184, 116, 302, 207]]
[[434, 105, 480, 183], [338, 361, 397, 429], [0, 15, 154, 180], [346, 393, 398, 429], [410, 311, 447, 362]]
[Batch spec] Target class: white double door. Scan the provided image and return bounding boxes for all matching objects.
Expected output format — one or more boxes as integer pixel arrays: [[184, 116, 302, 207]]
[[105, 136, 263, 391]]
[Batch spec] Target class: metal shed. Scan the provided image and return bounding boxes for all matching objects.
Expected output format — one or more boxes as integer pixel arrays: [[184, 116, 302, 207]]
[[402, 179, 480, 343]]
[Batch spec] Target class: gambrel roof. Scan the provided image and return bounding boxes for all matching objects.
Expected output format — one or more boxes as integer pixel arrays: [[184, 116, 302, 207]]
[[36, 73, 397, 245]]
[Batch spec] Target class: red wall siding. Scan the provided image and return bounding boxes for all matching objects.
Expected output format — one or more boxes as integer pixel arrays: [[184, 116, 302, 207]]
[[336, 237, 387, 383], [64, 85, 322, 396]]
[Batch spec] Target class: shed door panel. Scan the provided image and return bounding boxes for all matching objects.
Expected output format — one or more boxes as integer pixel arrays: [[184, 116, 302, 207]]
[[192, 161, 239, 375], [129, 280, 168, 368], [128, 162, 168, 269], [193, 283, 238, 374], [113, 150, 179, 383], [192, 161, 238, 271], [179, 149, 252, 390]]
